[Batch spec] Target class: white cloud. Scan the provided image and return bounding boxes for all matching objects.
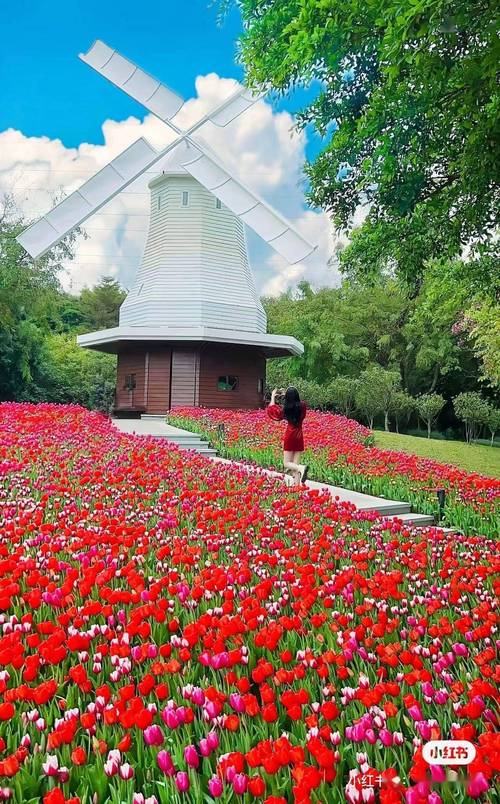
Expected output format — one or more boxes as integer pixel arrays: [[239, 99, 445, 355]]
[[0, 73, 341, 295]]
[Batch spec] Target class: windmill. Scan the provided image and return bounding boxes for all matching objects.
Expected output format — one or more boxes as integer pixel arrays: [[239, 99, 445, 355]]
[[17, 40, 315, 413]]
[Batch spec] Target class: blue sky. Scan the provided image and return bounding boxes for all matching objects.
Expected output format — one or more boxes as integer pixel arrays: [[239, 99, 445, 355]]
[[1, 0, 319, 158], [0, 1, 334, 294]]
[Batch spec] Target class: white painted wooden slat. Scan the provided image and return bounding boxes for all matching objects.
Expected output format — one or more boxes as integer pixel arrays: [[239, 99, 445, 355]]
[[80, 40, 184, 119], [17, 138, 159, 258], [269, 228, 315, 264], [182, 148, 315, 263], [208, 90, 261, 127], [119, 174, 267, 334]]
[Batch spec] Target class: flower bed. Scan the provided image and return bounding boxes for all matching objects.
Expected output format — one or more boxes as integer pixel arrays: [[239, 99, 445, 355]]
[[0, 403, 498, 803], [168, 408, 500, 538]]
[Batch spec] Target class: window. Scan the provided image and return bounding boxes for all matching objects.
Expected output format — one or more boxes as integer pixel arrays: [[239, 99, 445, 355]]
[[216, 198, 222, 209], [258, 378, 264, 395], [218, 375, 239, 391], [182, 191, 189, 206], [124, 373, 137, 390]]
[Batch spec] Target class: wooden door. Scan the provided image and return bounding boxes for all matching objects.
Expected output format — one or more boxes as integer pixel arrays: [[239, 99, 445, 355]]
[[145, 347, 172, 414]]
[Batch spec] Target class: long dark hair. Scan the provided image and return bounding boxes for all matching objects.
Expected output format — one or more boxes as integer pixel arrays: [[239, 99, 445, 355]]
[[283, 386, 302, 427]]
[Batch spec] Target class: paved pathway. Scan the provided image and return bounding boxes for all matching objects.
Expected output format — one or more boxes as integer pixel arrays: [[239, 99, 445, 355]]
[[112, 416, 435, 527]]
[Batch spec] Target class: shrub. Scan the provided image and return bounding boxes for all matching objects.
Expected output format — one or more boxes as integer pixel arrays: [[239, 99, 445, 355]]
[[415, 393, 445, 439], [453, 392, 492, 443]]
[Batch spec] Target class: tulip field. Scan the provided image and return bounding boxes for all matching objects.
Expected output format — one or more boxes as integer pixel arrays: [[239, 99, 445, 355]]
[[0, 404, 499, 804], [168, 408, 500, 539]]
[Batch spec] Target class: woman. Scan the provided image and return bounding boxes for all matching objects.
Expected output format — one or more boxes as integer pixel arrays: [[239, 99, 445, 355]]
[[267, 386, 309, 485]]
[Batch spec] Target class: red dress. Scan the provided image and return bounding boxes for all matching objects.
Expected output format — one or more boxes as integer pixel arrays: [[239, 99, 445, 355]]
[[267, 402, 307, 452]]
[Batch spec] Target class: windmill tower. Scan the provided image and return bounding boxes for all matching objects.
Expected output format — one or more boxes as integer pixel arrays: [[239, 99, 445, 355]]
[[17, 41, 315, 413]]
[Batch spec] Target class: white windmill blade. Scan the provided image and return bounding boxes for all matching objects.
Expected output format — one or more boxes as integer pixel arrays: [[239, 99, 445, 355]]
[[80, 40, 185, 121], [17, 138, 167, 259], [80, 40, 263, 130], [181, 143, 316, 264]]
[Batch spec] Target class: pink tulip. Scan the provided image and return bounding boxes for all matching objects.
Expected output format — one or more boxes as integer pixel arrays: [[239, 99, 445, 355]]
[[379, 728, 393, 747], [104, 759, 119, 777], [143, 725, 164, 746], [226, 765, 237, 783], [408, 704, 423, 721], [428, 794, 442, 804], [191, 687, 205, 706], [405, 787, 420, 804], [467, 772, 489, 798], [184, 744, 199, 769], [331, 731, 341, 745], [207, 731, 219, 751], [365, 728, 377, 744], [232, 774, 248, 795], [42, 755, 59, 777], [208, 777, 223, 798], [175, 771, 190, 793], [156, 750, 175, 776], [119, 763, 134, 780], [417, 721, 432, 740], [199, 738, 211, 757], [430, 765, 446, 783], [162, 708, 180, 729], [229, 693, 245, 714], [205, 700, 221, 719]]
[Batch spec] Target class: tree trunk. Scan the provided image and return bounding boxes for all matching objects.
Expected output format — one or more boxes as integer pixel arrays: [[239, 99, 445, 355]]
[[427, 419, 431, 439], [395, 417, 400, 434], [491, 430, 495, 447], [429, 363, 440, 393], [369, 416, 374, 429], [384, 410, 389, 431]]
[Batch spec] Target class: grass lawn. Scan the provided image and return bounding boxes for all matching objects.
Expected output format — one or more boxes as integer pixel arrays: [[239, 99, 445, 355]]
[[373, 429, 500, 478]]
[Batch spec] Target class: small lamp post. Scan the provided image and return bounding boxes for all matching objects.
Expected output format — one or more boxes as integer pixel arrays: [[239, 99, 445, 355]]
[[436, 488, 446, 522]]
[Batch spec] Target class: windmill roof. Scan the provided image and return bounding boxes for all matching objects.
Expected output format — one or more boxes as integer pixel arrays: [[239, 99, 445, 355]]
[[77, 326, 304, 357]]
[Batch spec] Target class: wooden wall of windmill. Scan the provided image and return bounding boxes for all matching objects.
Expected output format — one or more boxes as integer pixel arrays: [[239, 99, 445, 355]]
[[114, 343, 266, 416]]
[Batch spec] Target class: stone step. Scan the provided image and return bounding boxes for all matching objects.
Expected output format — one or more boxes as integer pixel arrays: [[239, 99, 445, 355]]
[[153, 437, 216, 456], [383, 512, 435, 527], [304, 480, 411, 515]]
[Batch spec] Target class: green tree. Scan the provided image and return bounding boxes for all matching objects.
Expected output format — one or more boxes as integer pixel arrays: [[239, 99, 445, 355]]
[[292, 378, 329, 409], [78, 276, 126, 331], [42, 334, 116, 411], [0, 196, 77, 401], [464, 300, 500, 389], [415, 393, 446, 438], [377, 369, 401, 431], [329, 376, 358, 417], [485, 406, 500, 447], [264, 280, 406, 383], [355, 366, 387, 429], [232, 0, 499, 289], [390, 390, 415, 434], [453, 391, 492, 443]]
